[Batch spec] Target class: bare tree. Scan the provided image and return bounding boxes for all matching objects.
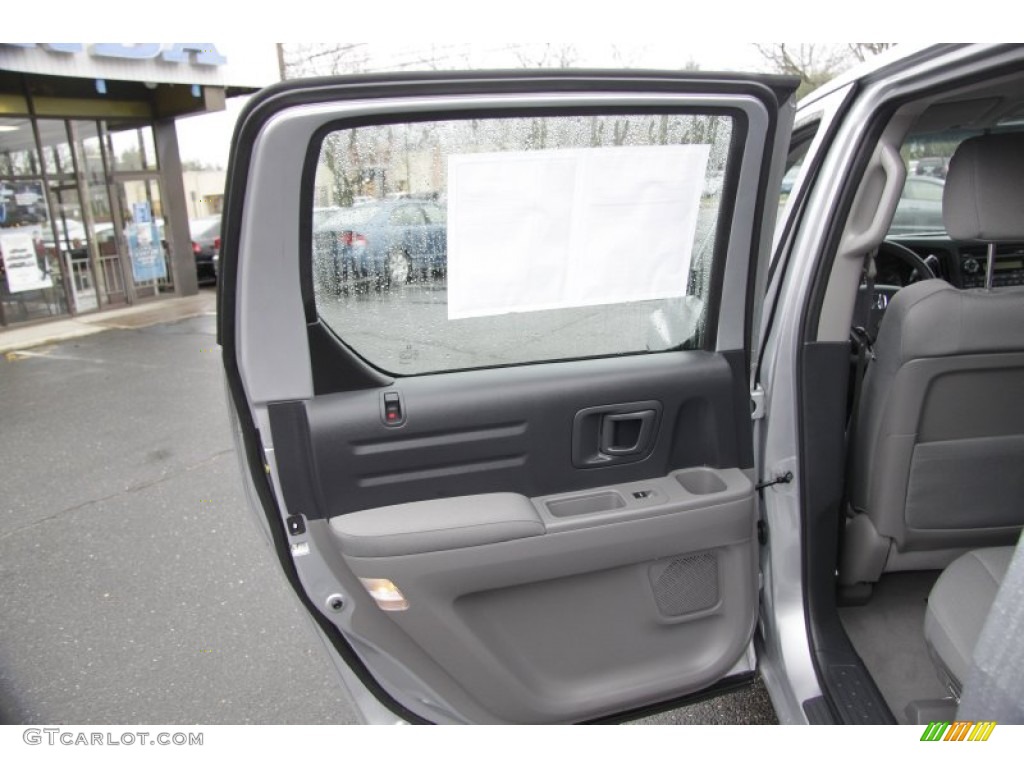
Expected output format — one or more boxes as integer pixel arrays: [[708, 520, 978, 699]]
[[754, 43, 850, 98], [755, 43, 897, 99], [280, 44, 370, 79], [514, 43, 579, 69], [848, 43, 896, 63], [609, 44, 647, 68]]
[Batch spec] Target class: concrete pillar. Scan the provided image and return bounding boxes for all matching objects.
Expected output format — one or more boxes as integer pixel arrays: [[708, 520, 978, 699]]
[[153, 119, 198, 297]]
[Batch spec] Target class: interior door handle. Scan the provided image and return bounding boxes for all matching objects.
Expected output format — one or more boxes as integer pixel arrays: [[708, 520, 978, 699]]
[[600, 410, 656, 456], [571, 400, 662, 467]]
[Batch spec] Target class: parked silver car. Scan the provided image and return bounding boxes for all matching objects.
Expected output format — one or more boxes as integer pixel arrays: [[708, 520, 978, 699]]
[[219, 45, 1024, 724]]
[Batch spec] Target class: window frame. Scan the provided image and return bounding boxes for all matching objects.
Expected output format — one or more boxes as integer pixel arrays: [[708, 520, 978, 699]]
[[300, 104, 750, 379]]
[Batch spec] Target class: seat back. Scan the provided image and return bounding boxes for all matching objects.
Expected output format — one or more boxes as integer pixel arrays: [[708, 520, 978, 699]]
[[851, 280, 1024, 551], [844, 133, 1024, 584]]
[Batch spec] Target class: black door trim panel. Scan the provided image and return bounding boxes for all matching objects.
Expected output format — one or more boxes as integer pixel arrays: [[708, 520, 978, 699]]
[[270, 350, 751, 520]]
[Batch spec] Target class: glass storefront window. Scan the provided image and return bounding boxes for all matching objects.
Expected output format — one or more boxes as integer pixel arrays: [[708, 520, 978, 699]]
[[105, 123, 158, 172], [141, 125, 158, 170], [75, 121, 116, 237], [0, 118, 42, 176], [1, 177, 69, 322], [76, 121, 106, 187], [1, 112, 168, 325], [37, 119, 75, 178], [119, 177, 171, 292]]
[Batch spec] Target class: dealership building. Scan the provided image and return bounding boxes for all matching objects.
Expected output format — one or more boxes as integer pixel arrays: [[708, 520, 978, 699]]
[[0, 43, 279, 328]]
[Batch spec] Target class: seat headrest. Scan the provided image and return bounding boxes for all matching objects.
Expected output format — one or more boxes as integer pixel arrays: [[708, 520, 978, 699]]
[[943, 133, 1024, 241]]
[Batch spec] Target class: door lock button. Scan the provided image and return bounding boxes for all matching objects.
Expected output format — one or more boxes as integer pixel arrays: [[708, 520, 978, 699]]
[[381, 391, 405, 426]]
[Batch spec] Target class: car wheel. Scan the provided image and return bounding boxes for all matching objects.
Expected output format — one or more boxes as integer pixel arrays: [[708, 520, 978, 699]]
[[385, 249, 411, 289]]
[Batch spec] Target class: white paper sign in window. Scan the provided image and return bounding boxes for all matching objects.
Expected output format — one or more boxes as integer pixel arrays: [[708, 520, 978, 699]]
[[446, 144, 711, 320]]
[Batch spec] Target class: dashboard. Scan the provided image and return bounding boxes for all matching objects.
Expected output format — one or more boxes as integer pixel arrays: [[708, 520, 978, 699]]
[[882, 235, 1024, 289]]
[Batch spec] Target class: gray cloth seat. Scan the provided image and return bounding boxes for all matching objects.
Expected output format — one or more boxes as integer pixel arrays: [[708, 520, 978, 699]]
[[924, 546, 1015, 694], [841, 133, 1024, 587]]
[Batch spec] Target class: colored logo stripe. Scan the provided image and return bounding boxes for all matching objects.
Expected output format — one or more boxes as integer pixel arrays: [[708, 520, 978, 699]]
[[944, 722, 972, 741], [920, 721, 996, 741], [968, 722, 997, 741]]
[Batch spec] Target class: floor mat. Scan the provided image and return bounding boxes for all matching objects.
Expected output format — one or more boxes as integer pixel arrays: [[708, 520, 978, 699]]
[[629, 676, 777, 724], [840, 571, 952, 723]]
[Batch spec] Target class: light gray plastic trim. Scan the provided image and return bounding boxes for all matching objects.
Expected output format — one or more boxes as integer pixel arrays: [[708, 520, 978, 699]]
[[330, 469, 754, 550], [534, 467, 753, 533], [546, 490, 626, 518], [330, 492, 544, 557], [325, 467, 756, 722], [817, 126, 911, 343], [339, 489, 756, 723]]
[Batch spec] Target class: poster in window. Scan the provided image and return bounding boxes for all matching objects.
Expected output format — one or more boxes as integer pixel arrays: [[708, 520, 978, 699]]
[[127, 200, 167, 282], [1, 230, 52, 293]]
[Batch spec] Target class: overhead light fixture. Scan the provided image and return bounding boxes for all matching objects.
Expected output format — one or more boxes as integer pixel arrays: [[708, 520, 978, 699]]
[[0, 125, 20, 133]]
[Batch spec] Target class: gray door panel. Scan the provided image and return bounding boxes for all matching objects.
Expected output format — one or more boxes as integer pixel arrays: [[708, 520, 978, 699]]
[[270, 352, 758, 723], [334, 473, 756, 723]]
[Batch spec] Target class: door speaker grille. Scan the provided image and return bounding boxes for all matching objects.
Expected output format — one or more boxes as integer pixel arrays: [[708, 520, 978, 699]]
[[650, 551, 719, 616]]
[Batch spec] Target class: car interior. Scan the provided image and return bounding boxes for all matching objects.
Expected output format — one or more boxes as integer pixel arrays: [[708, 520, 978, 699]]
[[818, 71, 1024, 724]]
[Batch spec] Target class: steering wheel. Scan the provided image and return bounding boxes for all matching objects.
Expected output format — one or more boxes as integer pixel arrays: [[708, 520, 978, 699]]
[[856, 239, 938, 340]]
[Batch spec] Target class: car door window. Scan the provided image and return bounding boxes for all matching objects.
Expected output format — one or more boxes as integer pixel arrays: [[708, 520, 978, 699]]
[[311, 112, 736, 375], [887, 132, 959, 237]]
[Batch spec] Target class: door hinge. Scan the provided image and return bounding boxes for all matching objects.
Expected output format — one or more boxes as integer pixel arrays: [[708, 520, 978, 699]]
[[750, 384, 765, 420]]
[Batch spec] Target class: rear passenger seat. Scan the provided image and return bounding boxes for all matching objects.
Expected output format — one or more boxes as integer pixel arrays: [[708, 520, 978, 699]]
[[924, 547, 1015, 695]]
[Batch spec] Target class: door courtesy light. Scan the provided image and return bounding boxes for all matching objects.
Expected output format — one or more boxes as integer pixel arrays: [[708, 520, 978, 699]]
[[359, 578, 409, 611]]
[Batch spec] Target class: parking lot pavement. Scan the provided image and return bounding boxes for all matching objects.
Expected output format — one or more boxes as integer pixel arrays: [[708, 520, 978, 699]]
[[0, 313, 355, 724], [0, 309, 776, 725]]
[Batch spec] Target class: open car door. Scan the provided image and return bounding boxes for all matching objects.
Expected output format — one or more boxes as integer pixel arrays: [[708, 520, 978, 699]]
[[219, 71, 797, 724]]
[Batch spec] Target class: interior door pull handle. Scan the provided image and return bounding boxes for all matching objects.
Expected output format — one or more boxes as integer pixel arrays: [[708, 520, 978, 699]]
[[600, 410, 656, 456], [571, 400, 662, 468]]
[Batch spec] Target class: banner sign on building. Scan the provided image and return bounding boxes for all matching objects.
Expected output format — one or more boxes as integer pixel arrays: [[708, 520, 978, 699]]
[[127, 201, 166, 283], [0, 43, 280, 90]]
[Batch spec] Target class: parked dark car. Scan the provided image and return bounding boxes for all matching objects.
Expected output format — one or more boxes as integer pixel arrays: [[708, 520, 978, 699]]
[[313, 198, 446, 292], [189, 215, 221, 284], [912, 155, 949, 178]]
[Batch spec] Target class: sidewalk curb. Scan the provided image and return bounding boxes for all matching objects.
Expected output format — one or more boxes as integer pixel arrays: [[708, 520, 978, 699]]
[[1, 292, 217, 356]]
